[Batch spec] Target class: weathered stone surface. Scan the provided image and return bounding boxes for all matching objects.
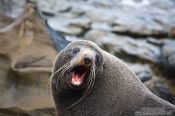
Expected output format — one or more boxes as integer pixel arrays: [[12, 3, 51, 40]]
[[85, 30, 161, 63], [34, 0, 175, 37], [145, 79, 175, 104], [0, 107, 56, 116], [161, 40, 175, 74], [47, 17, 91, 35], [29, 108, 56, 116], [0, 55, 11, 94], [0, 6, 56, 111], [0, 0, 26, 18], [0, 0, 26, 33], [0, 107, 30, 116], [128, 63, 152, 83]]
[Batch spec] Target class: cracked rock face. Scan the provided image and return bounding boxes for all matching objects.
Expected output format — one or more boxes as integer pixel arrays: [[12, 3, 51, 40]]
[[128, 63, 152, 83], [161, 40, 175, 74], [85, 30, 161, 63], [0, 0, 26, 18], [35, 0, 175, 37]]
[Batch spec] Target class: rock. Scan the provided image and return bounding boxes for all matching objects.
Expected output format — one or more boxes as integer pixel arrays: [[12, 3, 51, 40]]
[[127, 62, 174, 104], [155, 80, 175, 104], [46, 24, 70, 52], [0, 107, 30, 116], [170, 27, 175, 37], [0, 13, 14, 30], [47, 17, 91, 35], [91, 22, 112, 31], [0, 9, 56, 111], [0, 0, 26, 18], [121, 0, 150, 8], [128, 63, 152, 82], [0, 107, 56, 116], [33, 0, 175, 38], [85, 30, 161, 63], [88, 0, 113, 7], [29, 108, 56, 116], [0, 55, 11, 93], [146, 38, 164, 46], [161, 40, 175, 75], [145, 79, 175, 105], [0, 0, 26, 33]]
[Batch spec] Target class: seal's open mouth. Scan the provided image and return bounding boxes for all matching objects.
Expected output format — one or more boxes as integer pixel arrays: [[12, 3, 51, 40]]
[[70, 66, 91, 86]]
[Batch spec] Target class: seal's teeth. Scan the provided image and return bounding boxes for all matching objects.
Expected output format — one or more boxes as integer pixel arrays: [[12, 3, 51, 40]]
[[71, 78, 82, 86]]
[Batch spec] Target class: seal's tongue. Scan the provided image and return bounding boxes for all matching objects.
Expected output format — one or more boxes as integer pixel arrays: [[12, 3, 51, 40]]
[[71, 71, 86, 86]]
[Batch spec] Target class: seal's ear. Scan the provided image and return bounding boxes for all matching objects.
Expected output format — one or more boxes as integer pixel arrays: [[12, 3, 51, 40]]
[[95, 49, 104, 71]]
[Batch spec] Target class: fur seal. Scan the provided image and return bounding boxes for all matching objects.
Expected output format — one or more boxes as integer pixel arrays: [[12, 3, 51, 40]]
[[50, 40, 175, 116]]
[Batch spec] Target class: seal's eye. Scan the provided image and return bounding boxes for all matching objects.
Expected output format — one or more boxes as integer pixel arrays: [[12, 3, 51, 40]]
[[72, 47, 80, 54]]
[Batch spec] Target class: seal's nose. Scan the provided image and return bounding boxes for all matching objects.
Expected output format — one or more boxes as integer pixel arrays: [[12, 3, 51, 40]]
[[84, 54, 93, 64]]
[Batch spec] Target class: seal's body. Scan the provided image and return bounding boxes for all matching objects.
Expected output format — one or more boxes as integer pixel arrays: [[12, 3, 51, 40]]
[[51, 40, 175, 116]]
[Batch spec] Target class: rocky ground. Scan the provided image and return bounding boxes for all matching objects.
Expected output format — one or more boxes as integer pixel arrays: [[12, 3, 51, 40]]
[[0, 0, 175, 115]]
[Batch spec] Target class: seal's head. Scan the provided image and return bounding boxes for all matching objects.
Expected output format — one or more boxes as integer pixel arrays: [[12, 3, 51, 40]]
[[51, 40, 103, 93]]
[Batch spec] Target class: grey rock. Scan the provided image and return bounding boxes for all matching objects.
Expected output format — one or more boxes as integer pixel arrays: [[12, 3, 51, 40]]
[[0, 0, 26, 33], [146, 38, 164, 46], [150, 80, 175, 105], [0, 0, 26, 18], [161, 40, 175, 74], [128, 63, 152, 82], [85, 30, 161, 63], [0, 55, 11, 93], [91, 22, 112, 31], [33, 0, 175, 37], [46, 22, 70, 52], [121, 0, 150, 8], [47, 17, 91, 35]]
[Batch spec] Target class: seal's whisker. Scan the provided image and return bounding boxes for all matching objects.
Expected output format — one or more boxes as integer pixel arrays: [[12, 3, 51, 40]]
[[83, 65, 96, 94], [50, 63, 69, 84], [84, 72, 93, 91], [83, 66, 96, 98], [66, 80, 92, 109], [86, 72, 92, 85], [47, 60, 71, 92], [55, 63, 73, 90], [51, 61, 71, 81], [85, 76, 93, 95], [90, 66, 96, 92], [65, 64, 78, 87], [84, 67, 95, 96], [53, 61, 71, 79], [56, 64, 74, 89]]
